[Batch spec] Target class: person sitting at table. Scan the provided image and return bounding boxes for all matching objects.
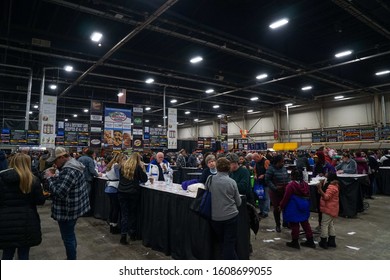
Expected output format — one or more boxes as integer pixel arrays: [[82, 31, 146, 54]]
[[265, 154, 290, 233], [146, 152, 172, 182], [279, 169, 316, 249], [207, 157, 241, 259], [118, 152, 148, 245], [335, 152, 357, 174], [317, 179, 340, 249], [199, 154, 217, 184], [313, 152, 336, 177]]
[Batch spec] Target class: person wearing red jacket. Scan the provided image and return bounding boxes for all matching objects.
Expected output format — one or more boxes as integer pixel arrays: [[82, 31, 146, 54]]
[[317, 180, 340, 249]]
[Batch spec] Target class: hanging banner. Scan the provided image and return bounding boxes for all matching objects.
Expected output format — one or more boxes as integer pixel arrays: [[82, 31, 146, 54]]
[[168, 108, 177, 150], [90, 100, 103, 147], [104, 107, 132, 151], [39, 95, 57, 148], [132, 107, 143, 151]]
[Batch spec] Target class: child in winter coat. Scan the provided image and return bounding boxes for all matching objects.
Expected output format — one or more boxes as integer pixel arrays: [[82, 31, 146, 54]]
[[317, 180, 340, 249], [279, 169, 315, 249]]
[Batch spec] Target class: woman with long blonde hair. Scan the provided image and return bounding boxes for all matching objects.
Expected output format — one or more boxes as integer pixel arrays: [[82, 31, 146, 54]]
[[104, 152, 127, 234], [117, 152, 147, 244], [0, 153, 45, 259]]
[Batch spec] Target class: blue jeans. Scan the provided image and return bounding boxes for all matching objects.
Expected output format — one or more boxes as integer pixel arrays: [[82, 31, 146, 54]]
[[258, 186, 270, 215], [58, 219, 78, 260], [2, 247, 30, 260], [210, 215, 239, 260]]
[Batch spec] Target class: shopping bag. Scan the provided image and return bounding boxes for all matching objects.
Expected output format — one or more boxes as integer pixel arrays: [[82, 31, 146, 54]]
[[253, 182, 265, 200], [190, 188, 212, 219]]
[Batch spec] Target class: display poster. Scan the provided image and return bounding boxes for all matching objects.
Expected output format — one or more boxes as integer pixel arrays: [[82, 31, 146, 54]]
[[64, 122, 89, 132], [150, 127, 167, 148], [39, 95, 57, 148], [233, 138, 249, 150], [343, 128, 360, 141], [326, 130, 340, 142], [27, 130, 40, 145], [360, 128, 376, 141], [55, 129, 65, 146], [380, 126, 390, 140], [132, 107, 143, 151], [1, 128, 11, 144], [198, 137, 215, 149], [89, 133, 102, 148], [77, 132, 89, 147], [90, 100, 103, 147], [64, 132, 78, 146], [167, 108, 177, 149], [10, 130, 27, 145], [104, 107, 132, 151], [312, 131, 326, 143]]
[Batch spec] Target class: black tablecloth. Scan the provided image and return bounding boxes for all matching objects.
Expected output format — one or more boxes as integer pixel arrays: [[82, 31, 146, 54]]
[[140, 187, 250, 260], [309, 184, 318, 212], [338, 176, 365, 217], [93, 178, 111, 220], [378, 168, 390, 195]]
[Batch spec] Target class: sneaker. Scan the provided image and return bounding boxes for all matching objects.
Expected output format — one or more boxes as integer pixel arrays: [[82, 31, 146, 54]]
[[275, 225, 281, 233]]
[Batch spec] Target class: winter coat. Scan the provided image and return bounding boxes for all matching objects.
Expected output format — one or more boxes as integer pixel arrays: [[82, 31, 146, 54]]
[[280, 180, 311, 223], [0, 169, 45, 249], [0, 151, 8, 171], [47, 158, 90, 221], [118, 165, 148, 194], [78, 155, 99, 182], [320, 184, 339, 218]]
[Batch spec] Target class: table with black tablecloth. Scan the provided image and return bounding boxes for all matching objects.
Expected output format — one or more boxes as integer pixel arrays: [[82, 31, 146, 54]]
[[92, 177, 111, 220], [378, 167, 390, 195], [140, 182, 250, 260], [337, 174, 367, 217]]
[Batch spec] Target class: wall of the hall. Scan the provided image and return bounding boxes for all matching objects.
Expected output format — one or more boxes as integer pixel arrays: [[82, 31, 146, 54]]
[[177, 98, 383, 146]]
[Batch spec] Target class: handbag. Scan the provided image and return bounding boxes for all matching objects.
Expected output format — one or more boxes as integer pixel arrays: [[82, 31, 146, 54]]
[[190, 176, 212, 219], [283, 194, 310, 223]]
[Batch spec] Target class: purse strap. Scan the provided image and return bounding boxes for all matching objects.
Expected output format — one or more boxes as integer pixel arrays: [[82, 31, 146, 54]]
[[205, 175, 213, 191]]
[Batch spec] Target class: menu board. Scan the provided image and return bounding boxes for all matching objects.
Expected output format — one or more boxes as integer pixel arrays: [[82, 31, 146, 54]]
[[247, 142, 268, 150], [198, 137, 214, 149], [65, 122, 89, 132], [64, 132, 78, 146], [233, 138, 249, 150], [0, 128, 11, 144], [326, 130, 341, 142], [150, 127, 167, 148], [27, 130, 40, 145], [381, 126, 390, 140], [360, 128, 377, 141], [10, 130, 27, 145]]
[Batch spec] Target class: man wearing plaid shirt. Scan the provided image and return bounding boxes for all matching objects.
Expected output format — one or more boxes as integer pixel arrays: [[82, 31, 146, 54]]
[[46, 147, 90, 260]]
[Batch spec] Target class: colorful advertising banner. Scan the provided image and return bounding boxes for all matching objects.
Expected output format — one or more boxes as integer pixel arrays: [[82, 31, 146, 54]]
[[132, 107, 143, 151], [39, 95, 57, 148], [150, 127, 167, 149], [0, 128, 10, 144], [167, 108, 177, 150], [104, 107, 132, 151]]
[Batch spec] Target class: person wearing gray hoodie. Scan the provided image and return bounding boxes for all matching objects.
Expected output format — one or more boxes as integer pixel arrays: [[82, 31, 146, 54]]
[[45, 147, 90, 260]]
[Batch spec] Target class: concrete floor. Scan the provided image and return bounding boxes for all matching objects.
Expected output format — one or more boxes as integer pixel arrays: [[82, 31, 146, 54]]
[[2, 195, 390, 260]]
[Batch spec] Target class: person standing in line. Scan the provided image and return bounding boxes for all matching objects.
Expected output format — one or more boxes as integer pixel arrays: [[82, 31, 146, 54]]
[[0, 153, 46, 260], [279, 169, 316, 249], [208, 157, 241, 259], [176, 149, 187, 183], [104, 153, 127, 234], [45, 147, 90, 260], [265, 154, 290, 233], [253, 153, 270, 218], [199, 154, 217, 184], [118, 152, 148, 245], [317, 179, 340, 249]]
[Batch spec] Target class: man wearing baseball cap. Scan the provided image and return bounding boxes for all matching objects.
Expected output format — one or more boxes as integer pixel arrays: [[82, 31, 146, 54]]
[[45, 147, 90, 260]]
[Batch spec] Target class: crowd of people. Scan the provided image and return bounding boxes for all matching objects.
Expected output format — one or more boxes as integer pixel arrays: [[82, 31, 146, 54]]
[[0, 145, 387, 260]]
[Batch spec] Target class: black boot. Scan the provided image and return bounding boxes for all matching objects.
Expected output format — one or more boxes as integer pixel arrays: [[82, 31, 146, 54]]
[[300, 238, 316, 248], [319, 237, 328, 249], [120, 234, 128, 245], [111, 226, 121, 234], [286, 239, 300, 249], [327, 236, 337, 247], [129, 232, 137, 241], [109, 225, 113, 233]]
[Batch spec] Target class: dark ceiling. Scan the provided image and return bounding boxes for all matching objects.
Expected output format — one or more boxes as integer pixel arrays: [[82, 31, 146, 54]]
[[1, 0, 390, 128]]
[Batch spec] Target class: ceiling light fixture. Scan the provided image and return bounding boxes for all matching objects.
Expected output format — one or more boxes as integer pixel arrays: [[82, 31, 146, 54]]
[[170, 99, 177, 103], [64, 118, 68, 122], [217, 115, 222, 118], [90, 32, 103, 42], [29, 111, 32, 114], [247, 109, 254, 113], [334, 95, 344, 100], [185, 111, 190, 115], [145, 107, 151, 111], [250, 97, 259, 101], [194, 118, 199, 122], [117, 92, 124, 97], [158, 124, 162, 127], [256, 73, 268, 80], [335, 50, 352, 58], [33, 105, 38, 109], [205, 89, 214, 94], [269, 18, 289, 29], [145, 78, 154, 84], [285, 103, 293, 107], [301, 86, 312, 91], [49, 84, 57, 90], [375, 70, 390, 76], [190, 56, 203, 64], [145, 119, 150, 123], [73, 114, 78, 117], [213, 105, 220, 109], [83, 109, 89, 113], [64, 65, 73, 72]]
